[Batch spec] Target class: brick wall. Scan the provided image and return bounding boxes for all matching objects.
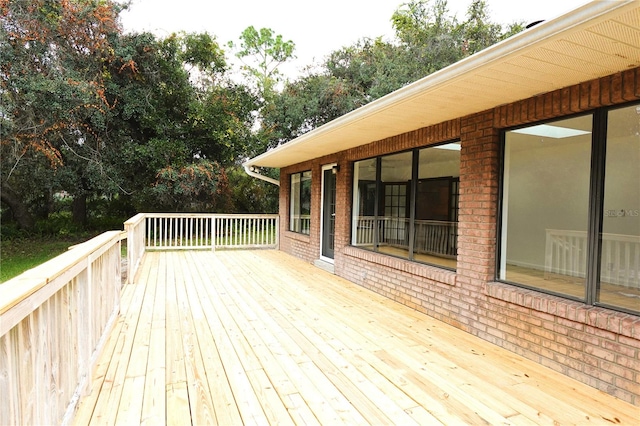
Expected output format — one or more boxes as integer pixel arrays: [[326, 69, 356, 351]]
[[279, 68, 640, 404]]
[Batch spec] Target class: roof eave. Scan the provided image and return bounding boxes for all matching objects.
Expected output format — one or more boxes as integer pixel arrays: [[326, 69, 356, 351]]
[[245, 0, 638, 170]]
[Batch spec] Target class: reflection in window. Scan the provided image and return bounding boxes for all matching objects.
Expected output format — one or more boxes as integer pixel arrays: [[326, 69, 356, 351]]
[[598, 105, 640, 310], [290, 171, 311, 234], [415, 146, 459, 268], [500, 104, 640, 314], [352, 142, 460, 269], [353, 158, 377, 247], [500, 115, 592, 300], [379, 152, 412, 259]]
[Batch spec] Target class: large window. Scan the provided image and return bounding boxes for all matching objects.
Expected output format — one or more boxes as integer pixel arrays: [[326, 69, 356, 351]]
[[290, 171, 311, 234], [500, 103, 639, 314], [352, 142, 460, 269]]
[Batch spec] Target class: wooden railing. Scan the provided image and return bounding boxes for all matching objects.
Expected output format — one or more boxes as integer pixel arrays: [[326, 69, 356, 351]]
[[0, 231, 123, 426], [414, 219, 458, 257], [545, 229, 640, 288], [290, 214, 311, 235], [124, 213, 145, 285], [353, 216, 376, 246], [353, 216, 458, 257], [125, 213, 279, 284]]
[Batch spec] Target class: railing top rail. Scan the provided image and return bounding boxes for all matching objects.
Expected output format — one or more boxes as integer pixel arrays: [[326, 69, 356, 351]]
[[0, 230, 122, 316], [414, 219, 458, 225], [547, 229, 640, 242], [123, 212, 146, 227], [357, 216, 456, 225], [210, 214, 279, 219], [140, 213, 279, 219]]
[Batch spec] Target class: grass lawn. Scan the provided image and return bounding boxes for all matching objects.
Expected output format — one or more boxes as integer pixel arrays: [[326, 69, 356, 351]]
[[0, 236, 90, 283]]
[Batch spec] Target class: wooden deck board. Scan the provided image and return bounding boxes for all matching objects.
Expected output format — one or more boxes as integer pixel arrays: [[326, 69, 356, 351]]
[[73, 250, 640, 425]]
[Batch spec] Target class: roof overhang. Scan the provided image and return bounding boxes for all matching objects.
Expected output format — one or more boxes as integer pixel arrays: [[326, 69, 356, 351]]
[[245, 0, 640, 170]]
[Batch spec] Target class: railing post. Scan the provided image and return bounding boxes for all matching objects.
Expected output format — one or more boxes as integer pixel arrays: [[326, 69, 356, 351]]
[[212, 215, 216, 252], [124, 213, 279, 252], [0, 231, 122, 425], [124, 213, 146, 285]]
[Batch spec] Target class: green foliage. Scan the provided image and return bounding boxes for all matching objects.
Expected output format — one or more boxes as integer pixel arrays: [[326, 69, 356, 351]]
[[150, 159, 232, 212], [262, 73, 366, 149], [1, 0, 526, 237], [1, 0, 122, 229], [187, 83, 260, 163], [2, 0, 262, 229], [0, 236, 89, 283], [227, 166, 279, 214], [178, 32, 227, 77], [102, 31, 259, 210], [263, 0, 524, 145], [457, 0, 511, 54], [229, 26, 296, 101]]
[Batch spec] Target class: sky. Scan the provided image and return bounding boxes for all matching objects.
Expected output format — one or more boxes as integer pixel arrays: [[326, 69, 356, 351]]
[[118, 0, 590, 78]]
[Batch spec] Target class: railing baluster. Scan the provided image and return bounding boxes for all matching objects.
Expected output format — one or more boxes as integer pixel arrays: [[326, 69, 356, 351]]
[[1, 232, 122, 425], [129, 213, 279, 252], [193, 217, 197, 248], [242, 218, 246, 246]]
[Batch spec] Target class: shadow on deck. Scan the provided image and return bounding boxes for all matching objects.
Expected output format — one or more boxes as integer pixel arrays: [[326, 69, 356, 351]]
[[74, 250, 638, 425]]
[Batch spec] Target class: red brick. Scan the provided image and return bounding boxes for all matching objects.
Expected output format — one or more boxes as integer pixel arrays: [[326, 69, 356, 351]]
[[570, 85, 584, 112], [280, 67, 640, 405], [583, 364, 616, 383], [618, 335, 640, 351], [622, 69, 636, 101], [611, 73, 624, 103], [599, 76, 612, 106], [615, 377, 640, 398], [559, 87, 571, 114], [584, 344, 616, 363], [589, 79, 601, 108]]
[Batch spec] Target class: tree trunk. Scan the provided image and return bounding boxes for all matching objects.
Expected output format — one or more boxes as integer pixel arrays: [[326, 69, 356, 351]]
[[72, 194, 87, 227], [0, 183, 35, 231]]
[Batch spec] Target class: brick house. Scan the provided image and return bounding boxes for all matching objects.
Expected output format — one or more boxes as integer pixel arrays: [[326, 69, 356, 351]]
[[245, 1, 640, 404]]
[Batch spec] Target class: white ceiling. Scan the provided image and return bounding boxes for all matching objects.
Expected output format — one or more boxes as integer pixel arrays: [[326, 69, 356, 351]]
[[246, 0, 640, 170]]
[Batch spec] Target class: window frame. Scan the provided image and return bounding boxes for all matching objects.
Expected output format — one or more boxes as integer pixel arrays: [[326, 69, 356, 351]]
[[289, 170, 311, 235], [497, 102, 639, 316], [351, 141, 460, 270]]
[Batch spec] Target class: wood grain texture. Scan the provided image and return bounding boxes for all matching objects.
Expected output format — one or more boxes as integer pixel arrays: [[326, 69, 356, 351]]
[[73, 250, 639, 425], [0, 232, 122, 425]]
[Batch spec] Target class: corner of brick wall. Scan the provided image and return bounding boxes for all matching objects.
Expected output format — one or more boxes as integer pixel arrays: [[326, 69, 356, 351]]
[[278, 67, 640, 405]]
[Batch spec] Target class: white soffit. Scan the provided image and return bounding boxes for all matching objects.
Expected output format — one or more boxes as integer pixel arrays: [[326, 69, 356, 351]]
[[246, 0, 640, 169]]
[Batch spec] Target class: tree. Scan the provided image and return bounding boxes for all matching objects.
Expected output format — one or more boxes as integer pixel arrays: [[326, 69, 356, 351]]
[[102, 31, 260, 212], [1, 0, 123, 229], [150, 159, 232, 212], [229, 26, 295, 102], [457, 0, 519, 55], [262, 0, 525, 148], [226, 166, 278, 214], [262, 72, 366, 148], [1, 0, 262, 229], [392, 0, 462, 75]]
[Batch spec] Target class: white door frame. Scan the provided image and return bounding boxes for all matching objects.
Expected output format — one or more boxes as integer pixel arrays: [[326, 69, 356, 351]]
[[320, 163, 337, 263]]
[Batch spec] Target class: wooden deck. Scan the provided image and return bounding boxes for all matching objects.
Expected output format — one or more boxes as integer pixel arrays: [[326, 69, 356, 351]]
[[73, 250, 638, 425]]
